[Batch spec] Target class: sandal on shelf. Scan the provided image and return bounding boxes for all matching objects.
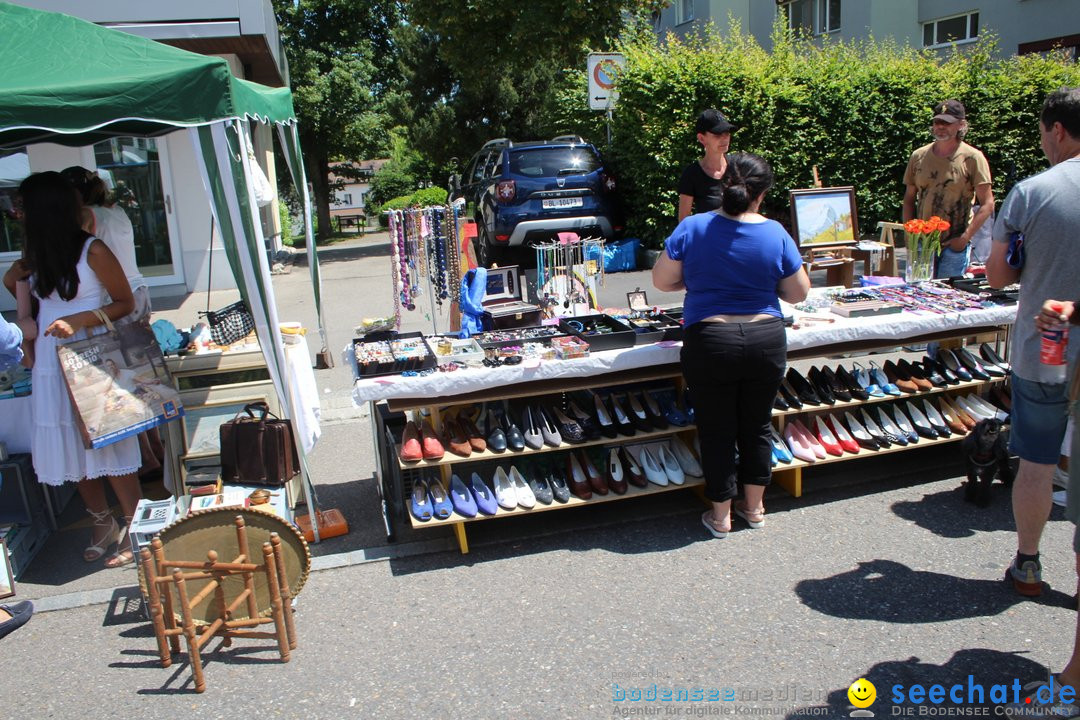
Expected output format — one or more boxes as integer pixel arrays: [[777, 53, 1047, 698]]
[[84, 509, 119, 563], [701, 511, 730, 539], [733, 504, 765, 529], [104, 516, 134, 568]]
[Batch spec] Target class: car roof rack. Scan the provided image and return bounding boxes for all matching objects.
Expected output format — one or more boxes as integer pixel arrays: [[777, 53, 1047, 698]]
[[481, 138, 512, 150], [551, 134, 585, 144]]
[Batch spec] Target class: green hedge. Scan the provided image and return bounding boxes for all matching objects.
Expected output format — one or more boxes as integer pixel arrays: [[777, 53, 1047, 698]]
[[550, 23, 1080, 248], [375, 187, 451, 226]]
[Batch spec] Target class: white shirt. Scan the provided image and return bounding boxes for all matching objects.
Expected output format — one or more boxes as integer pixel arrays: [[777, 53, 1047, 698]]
[[90, 205, 146, 291]]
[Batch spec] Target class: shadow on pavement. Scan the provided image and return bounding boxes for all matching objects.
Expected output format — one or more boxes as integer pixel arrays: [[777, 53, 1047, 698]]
[[795, 558, 1075, 623], [794, 648, 1060, 717], [293, 241, 392, 267]]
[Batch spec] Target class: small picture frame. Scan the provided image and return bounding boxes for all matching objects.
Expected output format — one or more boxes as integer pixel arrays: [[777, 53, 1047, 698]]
[[789, 187, 859, 248], [0, 539, 14, 599]]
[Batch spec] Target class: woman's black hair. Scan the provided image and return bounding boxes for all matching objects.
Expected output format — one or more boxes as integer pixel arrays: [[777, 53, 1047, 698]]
[[720, 152, 774, 216], [20, 171, 90, 301]]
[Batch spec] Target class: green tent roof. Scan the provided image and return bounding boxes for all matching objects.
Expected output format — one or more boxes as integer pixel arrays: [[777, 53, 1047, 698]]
[[0, 2, 295, 150]]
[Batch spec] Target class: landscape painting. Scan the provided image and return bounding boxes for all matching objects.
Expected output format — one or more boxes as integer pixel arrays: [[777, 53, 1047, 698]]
[[790, 187, 859, 248]]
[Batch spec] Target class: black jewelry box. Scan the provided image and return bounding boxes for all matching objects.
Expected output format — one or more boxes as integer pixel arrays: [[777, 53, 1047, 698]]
[[558, 314, 636, 352], [352, 331, 436, 377], [481, 265, 542, 330], [471, 325, 569, 350]]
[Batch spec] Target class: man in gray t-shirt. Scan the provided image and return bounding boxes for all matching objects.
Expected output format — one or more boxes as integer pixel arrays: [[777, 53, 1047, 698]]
[[988, 87, 1080, 597]]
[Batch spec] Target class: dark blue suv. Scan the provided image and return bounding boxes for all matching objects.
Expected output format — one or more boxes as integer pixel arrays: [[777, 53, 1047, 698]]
[[450, 136, 622, 266]]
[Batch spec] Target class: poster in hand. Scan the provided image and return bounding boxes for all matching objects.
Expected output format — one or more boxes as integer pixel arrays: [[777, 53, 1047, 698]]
[[57, 316, 184, 449]]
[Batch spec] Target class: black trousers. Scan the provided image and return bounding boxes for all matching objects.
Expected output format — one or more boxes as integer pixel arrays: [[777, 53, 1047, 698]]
[[680, 318, 787, 503]]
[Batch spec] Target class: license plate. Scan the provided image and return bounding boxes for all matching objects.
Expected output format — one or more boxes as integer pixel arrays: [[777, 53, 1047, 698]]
[[541, 197, 584, 209]]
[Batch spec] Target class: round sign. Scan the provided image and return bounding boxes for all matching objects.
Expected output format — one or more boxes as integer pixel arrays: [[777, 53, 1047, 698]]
[[593, 59, 619, 90]]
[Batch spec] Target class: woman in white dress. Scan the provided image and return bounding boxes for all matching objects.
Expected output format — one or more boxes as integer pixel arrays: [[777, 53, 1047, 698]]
[[5, 172, 143, 568]]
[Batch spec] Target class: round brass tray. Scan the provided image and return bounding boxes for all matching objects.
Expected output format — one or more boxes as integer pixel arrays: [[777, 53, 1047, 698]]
[[154, 507, 311, 626]]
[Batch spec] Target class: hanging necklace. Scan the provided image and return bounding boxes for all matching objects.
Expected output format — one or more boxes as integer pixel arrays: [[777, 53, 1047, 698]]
[[389, 211, 406, 323], [446, 205, 461, 304]]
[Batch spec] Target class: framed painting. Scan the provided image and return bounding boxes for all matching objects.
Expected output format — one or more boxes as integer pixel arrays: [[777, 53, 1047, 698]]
[[789, 187, 859, 248]]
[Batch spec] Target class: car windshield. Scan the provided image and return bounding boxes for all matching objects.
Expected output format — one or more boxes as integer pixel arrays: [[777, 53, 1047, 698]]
[[508, 147, 602, 178]]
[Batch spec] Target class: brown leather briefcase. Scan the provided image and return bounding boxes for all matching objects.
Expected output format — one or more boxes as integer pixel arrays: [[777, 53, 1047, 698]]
[[219, 402, 300, 487]]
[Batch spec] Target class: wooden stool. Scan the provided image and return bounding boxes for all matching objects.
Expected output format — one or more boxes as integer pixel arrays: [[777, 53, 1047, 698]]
[[140, 515, 298, 693], [804, 247, 855, 288], [850, 222, 901, 278]]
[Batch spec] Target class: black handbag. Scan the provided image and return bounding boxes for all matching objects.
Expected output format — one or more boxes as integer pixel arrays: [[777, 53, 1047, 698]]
[[202, 301, 255, 346]]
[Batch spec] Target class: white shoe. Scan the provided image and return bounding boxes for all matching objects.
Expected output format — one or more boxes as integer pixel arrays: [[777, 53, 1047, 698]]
[[958, 395, 994, 421], [637, 446, 668, 486], [967, 394, 1008, 422], [492, 466, 517, 510], [507, 466, 535, 509], [669, 436, 703, 477], [657, 444, 685, 485], [1054, 467, 1070, 489], [1053, 490, 1068, 507]]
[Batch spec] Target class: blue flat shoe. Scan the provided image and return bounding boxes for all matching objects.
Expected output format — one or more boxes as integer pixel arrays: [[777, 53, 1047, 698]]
[[657, 392, 690, 426], [448, 474, 478, 518], [868, 361, 902, 396], [427, 477, 454, 520], [409, 479, 432, 522], [469, 472, 499, 516]]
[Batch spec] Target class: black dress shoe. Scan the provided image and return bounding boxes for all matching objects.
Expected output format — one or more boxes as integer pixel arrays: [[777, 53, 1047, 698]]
[[979, 343, 1011, 373], [774, 392, 789, 411], [639, 391, 669, 430], [549, 405, 585, 443], [623, 393, 653, 432], [925, 355, 959, 384], [821, 365, 851, 402], [806, 366, 836, 405], [914, 359, 947, 387], [592, 393, 618, 438], [956, 347, 999, 379], [835, 365, 869, 401], [485, 409, 507, 452], [779, 378, 804, 409], [500, 408, 526, 451], [566, 401, 599, 439], [607, 395, 636, 437], [937, 349, 972, 381], [0, 600, 33, 639], [786, 368, 822, 405]]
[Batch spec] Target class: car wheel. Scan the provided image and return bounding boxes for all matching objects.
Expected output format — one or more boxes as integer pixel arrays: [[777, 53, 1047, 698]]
[[474, 224, 505, 268]]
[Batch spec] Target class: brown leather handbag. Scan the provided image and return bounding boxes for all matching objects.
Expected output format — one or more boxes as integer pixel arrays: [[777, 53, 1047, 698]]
[[219, 402, 300, 487]]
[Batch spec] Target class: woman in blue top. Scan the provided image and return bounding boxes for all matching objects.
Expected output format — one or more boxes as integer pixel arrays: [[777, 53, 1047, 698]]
[[653, 153, 809, 538]]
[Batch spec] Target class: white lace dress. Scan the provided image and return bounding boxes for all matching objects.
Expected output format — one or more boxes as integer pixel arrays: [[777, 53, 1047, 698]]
[[31, 237, 140, 486]]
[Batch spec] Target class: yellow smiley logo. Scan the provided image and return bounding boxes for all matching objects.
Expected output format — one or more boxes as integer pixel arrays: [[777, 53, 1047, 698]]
[[848, 678, 876, 708]]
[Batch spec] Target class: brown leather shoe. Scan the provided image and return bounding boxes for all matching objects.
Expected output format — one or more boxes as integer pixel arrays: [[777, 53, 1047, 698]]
[[606, 448, 629, 495], [941, 396, 976, 430], [936, 397, 967, 434], [580, 450, 609, 495], [898, 358, 934, 391], [566, 453, 592, 500], [442, 419, 473, 458], [621, 446, 647, 487], [883, 360, 920, 393]]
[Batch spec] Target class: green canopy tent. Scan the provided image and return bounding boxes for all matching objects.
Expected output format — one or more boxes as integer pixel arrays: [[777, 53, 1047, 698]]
[[0, 2, 326, 539]]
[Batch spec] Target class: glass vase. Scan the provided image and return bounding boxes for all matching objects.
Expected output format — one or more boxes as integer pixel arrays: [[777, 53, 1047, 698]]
[[905, 234, 936, 284]]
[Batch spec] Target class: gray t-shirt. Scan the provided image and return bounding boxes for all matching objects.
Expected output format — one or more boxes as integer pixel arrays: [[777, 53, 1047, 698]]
[[992, 157, 1080, 382]]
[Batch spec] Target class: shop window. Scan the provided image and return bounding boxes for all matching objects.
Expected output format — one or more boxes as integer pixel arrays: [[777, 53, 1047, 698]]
[[923, 11, 979, 48], [0, 149, 29, 256], [676, 0, 694, 25], [784, 0, 840, 36]]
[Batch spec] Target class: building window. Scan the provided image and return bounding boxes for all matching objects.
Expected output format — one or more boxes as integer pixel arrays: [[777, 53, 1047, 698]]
[[784, 0, 840, 36], [342, 193, 352, 205], [676, 0, 694, 25], [923, 12, 979, 48], [0, 149, 29, 255]]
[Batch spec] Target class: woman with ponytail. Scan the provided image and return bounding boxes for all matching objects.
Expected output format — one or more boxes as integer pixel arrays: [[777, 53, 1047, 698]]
[[653, 153, 809, 539]]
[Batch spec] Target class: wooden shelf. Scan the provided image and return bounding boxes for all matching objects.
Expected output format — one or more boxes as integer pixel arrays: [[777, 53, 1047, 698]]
[[778, 428, 969, 471], [408, 475, 705, 531], [771, 377, 1004, 418], [397, 425, 697, 470]]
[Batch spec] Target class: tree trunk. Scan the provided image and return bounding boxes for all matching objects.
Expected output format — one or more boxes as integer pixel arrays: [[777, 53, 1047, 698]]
[[306, 153, 334, 241]]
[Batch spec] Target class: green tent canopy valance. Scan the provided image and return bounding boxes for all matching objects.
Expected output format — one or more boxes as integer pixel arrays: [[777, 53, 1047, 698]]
[[0, 2, 295, 149]]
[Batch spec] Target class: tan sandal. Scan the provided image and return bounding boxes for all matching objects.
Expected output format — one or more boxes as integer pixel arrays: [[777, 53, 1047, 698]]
[[104, 516, 134, 568], [733, 504, 765, 529], [701, 511, 731, 539], [84, 509, 118, 563]]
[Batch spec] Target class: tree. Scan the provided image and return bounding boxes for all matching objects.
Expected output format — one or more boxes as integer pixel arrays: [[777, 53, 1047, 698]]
[[394, 1, 666, 183], [273, 0, 403, 239]]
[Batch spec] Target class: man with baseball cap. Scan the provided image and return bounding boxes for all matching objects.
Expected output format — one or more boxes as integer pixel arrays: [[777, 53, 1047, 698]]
[[902, 99, 994, 278], [677, 108, 738, 221]]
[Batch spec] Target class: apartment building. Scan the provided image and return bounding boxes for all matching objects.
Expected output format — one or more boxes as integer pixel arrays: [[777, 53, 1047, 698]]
[[654, 0, 1080, 60]]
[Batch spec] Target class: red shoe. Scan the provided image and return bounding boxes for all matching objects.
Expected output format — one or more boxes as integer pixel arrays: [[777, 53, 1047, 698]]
[[420, 420, 445, 460], [399, 421, 423, 462], [813, 416, 844, 456], [825, 414, 860, 454]]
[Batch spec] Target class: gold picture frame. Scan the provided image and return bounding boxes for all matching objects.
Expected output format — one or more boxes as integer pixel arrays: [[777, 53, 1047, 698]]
[[789, 186, 859, 248]]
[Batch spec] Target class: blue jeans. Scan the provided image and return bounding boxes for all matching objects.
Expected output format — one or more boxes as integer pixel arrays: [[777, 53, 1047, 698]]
[[934, 246, 971, 279], [1010, 375, 1070, 464]]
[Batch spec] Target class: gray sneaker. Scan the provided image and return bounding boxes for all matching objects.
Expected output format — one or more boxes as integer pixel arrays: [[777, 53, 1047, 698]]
[[1007, 557, 1043, 597], [1005, 676, 1080, 718]]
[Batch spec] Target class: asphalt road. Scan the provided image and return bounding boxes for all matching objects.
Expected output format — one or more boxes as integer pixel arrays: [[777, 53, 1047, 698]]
[[3, 232, 1073, 720]]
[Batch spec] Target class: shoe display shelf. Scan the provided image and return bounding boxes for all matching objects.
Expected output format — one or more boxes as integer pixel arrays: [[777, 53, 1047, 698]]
[[770, 378, 1008, 498], [372, 366, 707, 554]]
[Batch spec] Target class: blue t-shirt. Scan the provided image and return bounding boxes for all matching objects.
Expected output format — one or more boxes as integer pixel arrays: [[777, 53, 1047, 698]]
[[664, 212, 803, 326]]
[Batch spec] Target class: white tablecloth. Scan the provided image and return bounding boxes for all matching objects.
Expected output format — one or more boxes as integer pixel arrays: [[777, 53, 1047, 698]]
[[284, 336, 321, 453], [350, 304, 1017, 406], [0, 395, 33, 454]]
